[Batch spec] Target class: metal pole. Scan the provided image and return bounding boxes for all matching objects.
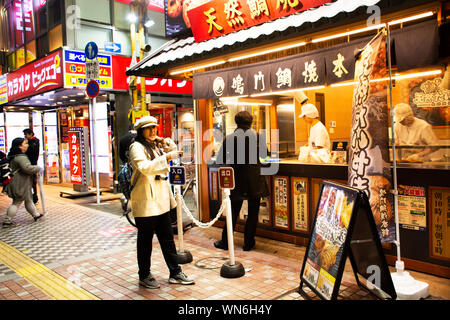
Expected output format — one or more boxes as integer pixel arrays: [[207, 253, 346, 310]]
[[223, 188, 235, 265], [386, 26, 401, 267], [91, 97, 100, 204], [176, 185, 185, 252]]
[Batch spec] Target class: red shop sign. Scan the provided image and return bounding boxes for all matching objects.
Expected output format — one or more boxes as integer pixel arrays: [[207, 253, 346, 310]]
[[6, 49, 63, 101], [68, 131, 82, 184], [112, 55, 192, 94], [187, 0, 332, 43]]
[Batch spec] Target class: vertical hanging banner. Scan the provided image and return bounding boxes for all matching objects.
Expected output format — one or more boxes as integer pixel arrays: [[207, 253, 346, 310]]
[[68, 127, 90, 186], [348, 32, 395, 243]]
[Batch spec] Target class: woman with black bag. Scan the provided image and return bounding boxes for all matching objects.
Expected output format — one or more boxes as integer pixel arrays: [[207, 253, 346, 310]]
[[129, 116, 195, 289], [2, 137, 43, 227]]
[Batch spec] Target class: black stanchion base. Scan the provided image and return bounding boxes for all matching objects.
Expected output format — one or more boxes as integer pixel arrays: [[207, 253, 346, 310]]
[[220, 261, 245, 278], [177, 250, 193, 264]]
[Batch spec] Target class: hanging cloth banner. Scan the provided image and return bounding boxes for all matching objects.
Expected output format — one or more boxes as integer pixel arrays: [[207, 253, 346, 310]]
[[348, 31, 395, 243]]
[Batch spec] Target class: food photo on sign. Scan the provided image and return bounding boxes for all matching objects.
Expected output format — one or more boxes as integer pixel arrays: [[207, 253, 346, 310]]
[[303, 184, 357, 299]]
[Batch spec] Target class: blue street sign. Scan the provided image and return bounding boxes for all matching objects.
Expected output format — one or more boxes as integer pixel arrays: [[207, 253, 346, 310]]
[[86, 79, 100, 98], [104, 42, 122, 53], [169, 166, 186, 186], [85, 42, 98, 60]]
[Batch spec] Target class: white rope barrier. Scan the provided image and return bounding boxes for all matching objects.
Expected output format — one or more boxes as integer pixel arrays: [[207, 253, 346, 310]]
[[176, 191, 226, 229]]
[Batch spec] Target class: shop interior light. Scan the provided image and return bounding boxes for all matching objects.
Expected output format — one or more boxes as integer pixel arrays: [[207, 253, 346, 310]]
[[77, 92, 84, 96], [312, 11, 434, 44], [228, 42, 307, 62], [330, 69, 442, 88], [223, 101, 272, 106], [312, 24, 384, 43], [70, 99, 76, 102], [250, 86, 325, 97], [170, 60, 226, 75], [388, 11, 434, 26]]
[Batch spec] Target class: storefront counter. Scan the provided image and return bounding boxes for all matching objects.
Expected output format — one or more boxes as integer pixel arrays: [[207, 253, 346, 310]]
[[207, 162, 450, 277]]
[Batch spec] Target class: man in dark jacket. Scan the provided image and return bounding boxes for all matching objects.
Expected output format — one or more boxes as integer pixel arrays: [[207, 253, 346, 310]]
[[214, 111, 269, 251], [23, 128, 40, 204]]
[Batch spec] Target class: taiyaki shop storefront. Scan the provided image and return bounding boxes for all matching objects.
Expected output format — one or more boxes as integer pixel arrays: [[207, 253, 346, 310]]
[[128, 0, 450, 278]]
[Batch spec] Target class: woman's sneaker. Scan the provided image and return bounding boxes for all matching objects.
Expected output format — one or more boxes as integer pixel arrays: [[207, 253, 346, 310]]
[[139, 276, 160, 289], [169, 271, 195, 285]]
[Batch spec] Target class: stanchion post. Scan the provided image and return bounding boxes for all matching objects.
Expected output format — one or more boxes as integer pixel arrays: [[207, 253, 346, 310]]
[[175, 185, 193, 264], [220, 188, 245, 278], [38, 172, 47, 215]]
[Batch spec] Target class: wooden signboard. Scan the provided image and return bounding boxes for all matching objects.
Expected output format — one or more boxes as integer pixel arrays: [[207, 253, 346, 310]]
[[429, 187, 450, 261], [299, 181, 396, 300]]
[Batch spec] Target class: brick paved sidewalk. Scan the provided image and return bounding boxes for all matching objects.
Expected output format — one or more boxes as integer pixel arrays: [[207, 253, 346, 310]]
[[0, 185, 448, 301]]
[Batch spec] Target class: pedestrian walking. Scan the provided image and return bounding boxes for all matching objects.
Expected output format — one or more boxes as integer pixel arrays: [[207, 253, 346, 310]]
[[129, 116, 194, 289], [23, 128, 40, 204], [119, 124, 137, 211], [2, 137, 43, 227], [213, 111, 270, 251]]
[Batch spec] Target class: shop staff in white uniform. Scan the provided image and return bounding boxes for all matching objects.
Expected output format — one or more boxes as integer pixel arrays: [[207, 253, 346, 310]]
[[298, 103, 331, 163], [393, 103, 440, 161]]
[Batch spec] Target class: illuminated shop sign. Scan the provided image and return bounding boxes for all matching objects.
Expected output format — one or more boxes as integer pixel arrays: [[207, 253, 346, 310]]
[[13, 0, 35, 46], [64, 49, 113, 90], [6, 49, 63, 101], [187, 0, 332, 42]]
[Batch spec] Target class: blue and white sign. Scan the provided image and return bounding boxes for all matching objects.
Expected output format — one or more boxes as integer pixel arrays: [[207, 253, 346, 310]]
[[85, 42, 98, 60], [169, 166, 186, 186], [104, 42, 122, 53], [65, 49, 111, 66]]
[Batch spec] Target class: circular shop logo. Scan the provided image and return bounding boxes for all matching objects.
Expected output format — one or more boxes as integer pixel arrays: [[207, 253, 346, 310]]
[[213, 77, 225, 97]]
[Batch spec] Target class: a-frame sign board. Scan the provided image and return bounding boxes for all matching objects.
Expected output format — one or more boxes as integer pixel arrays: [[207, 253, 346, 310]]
[[298, 181, 397, 300]]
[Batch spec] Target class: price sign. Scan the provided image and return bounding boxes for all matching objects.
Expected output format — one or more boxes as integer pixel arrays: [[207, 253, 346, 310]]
[[218, 167, 235, 190]]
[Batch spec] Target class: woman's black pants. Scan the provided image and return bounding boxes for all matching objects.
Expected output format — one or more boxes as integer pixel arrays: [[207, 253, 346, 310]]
[[135, 211, 181, 280]]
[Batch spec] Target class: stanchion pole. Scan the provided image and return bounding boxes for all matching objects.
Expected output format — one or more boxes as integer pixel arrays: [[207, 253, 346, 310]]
[[220, 188, 245, 278], [37, 172, 47, 215], [176, 185, 192, 264]]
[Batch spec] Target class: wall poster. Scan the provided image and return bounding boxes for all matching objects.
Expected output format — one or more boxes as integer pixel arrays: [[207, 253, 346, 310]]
[[273, 176, 289, 230], [398, 185, 426, 231], [429, 187, 450, 261], [291, 177, 309, 233]]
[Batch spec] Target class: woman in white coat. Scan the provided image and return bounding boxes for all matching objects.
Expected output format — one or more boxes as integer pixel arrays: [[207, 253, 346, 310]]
[[129, 116, 194, 289]]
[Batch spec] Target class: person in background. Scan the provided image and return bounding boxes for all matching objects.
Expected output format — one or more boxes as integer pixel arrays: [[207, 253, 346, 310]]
[[23, 128, 40, 204], [119, 124, 138, 211], [213, 111, 269, 252], [393, 103, 440, 161], [129, 116, 194, 289], [2, 137, 43, 227], [298, 103, 331, 163]]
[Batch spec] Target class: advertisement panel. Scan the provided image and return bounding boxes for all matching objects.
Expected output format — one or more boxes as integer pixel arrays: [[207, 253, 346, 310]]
[[301, 182, 357, 299], [0, 75, 7, 105], [291, 177, 308, 233], [398, 185, 426, 231], [348, 32, 395, 243], [64, 49, 112, 90], [273, 176, 289, 229], [6, 49, 63, 101], [68, 131, 82, 184]]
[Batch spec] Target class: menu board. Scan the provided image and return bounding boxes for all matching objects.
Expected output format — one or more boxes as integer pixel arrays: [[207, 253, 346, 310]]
[[430, 187, 450, 260], [301, 182, 358, 300], [291, 177, 309, 233], [273, 176, 289, 230], [398, 185, 427, 231]]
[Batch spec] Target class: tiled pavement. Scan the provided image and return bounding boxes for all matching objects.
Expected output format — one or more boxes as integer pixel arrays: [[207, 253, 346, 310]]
[[0, 185, 449, 302]]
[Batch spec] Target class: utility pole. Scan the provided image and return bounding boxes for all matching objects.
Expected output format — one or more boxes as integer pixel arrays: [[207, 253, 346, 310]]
[[128, 0, 151, 124]]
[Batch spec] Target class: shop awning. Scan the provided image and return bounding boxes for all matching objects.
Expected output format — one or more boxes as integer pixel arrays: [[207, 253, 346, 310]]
[[127, 0, 384, 77]]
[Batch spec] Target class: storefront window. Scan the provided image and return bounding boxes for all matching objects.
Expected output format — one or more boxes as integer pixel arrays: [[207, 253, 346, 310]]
[[76, 0, 111, 24], [48, 24, 62, 51], [33, 0, 47, 35], [43, 112, 59, 183], [113, 1, 130, 30], [113, 29, 131, 56], [76, 24, 111, 51], [15, 46, 25, 68], [5, 112, 29, 150], [211, 99, 269, 160], [47, 0, 61, 29], [25, 39, 36, 63]]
